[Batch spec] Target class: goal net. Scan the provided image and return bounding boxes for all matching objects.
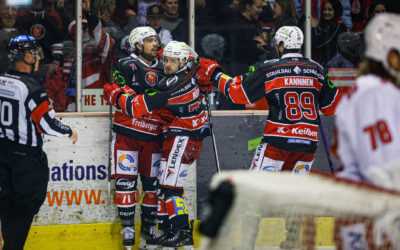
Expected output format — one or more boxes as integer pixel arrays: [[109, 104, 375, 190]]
[[199, 171, 400, 250]]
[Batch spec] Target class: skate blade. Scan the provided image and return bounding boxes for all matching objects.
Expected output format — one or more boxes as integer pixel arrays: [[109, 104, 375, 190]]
[[124, 246, 132, 250], [176, 247, 193, 250], [161, 247, 192, 250], [140, 245, 161, 250]]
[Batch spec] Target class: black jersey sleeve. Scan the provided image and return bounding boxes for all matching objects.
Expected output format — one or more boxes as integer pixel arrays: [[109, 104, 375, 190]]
[[317, 68, 340, 116], [113, 59, 133, 87]]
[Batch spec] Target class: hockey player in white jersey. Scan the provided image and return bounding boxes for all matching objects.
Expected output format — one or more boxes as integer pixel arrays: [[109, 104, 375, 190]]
[[334, 13, 400, 249]]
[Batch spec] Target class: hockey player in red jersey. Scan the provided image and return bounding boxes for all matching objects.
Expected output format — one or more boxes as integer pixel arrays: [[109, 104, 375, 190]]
[[196, 26, 340, 249], [333, 14, 400, 249], [198, 26, 340, 173], [107, 26, 165, 250], [104, 40, 207, 249]]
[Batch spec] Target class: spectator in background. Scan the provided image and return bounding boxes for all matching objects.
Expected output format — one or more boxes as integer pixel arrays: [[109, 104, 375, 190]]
[[326, 31, 362, 69], [107, 0, 138, 38], [0, 0, 19, 74], [294, 0, 352, 30], [161, 0, 188, 43], [137, 0, 160, 25], [350, 0, 372, 31], [254, 26, 274, 61], [16, 0, 65, 75], [147, 4, 172, 47], [312, 0, 346, 67], [92, 0, 116, 26], [229, 0, 263, 75], [64, 0, 114, 111], [178, 0, 218, 56], [104, 0, 139, 60], [215, 0, 240, 28], [366, 0, 387, 23], [270, 0, 298, 38]]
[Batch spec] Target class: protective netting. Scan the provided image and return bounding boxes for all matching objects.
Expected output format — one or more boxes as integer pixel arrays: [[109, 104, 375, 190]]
[[200, 171, 400, 250]]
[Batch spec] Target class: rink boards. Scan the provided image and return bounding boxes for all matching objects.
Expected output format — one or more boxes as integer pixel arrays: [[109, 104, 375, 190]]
[[25, 218, 336, 249], [11, 111, 339, 249]]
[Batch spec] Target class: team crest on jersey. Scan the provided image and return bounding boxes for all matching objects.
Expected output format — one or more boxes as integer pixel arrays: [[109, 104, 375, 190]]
[[145, 72, 158, 87], [30, 24, 45, 40]]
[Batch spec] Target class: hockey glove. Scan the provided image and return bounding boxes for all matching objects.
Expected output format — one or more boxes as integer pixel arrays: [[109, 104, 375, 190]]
[[103, 83, 124, 108], [156, 48, 164, 60], [147, 107, 175, 131], [196, 58, 223, 92]]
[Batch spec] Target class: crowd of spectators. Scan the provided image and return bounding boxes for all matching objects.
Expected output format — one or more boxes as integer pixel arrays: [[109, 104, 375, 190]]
[[1, 0, 400, 111]]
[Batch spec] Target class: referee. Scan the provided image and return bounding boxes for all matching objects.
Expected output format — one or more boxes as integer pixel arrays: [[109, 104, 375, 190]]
[[0, 35, 78, 250]]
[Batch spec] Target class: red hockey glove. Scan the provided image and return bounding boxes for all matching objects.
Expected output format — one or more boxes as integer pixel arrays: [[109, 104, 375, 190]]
[[156, 48, 164, 60], [103, 83, 124, 107], [196, 58, 223, 92], [121, 85, 136, 95], [147, 107, 175, 130]]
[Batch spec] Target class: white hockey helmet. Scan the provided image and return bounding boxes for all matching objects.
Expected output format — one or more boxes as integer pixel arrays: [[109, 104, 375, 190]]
[[163, 41, 190, 63], [274, 26, 304, 50], [364, 13, 400, 79], [129, 26, 157, 49]]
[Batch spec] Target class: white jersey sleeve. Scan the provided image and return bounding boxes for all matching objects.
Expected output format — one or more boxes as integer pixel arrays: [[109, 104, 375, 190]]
[[336, 74, 400, 183]]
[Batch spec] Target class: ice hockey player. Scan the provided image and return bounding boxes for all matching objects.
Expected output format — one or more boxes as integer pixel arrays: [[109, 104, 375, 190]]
[[107, 26, 165, 250], [333, 13, 400, 249], [104, 40, 207, 249], [0, 35, 78, 250], [196, 26, 341, 249]]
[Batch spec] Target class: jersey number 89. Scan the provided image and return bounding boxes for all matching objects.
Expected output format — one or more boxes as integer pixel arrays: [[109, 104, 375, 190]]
[[284, 92, 317, 120]]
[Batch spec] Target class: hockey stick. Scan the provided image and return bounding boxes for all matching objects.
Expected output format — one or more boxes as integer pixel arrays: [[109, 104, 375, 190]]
[[204, 91, 221, 173], [319, 122, 334, 173]]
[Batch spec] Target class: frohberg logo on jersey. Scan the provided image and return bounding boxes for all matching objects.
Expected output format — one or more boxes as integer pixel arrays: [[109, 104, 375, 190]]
[[145, 72, 158, 87], [294, 66, 302, 74], [118, 154, 136, 172]]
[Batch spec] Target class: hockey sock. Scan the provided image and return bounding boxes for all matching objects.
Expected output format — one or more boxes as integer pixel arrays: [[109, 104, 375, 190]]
[[166, 196, 189, 230], [140, 175, 158, 227], [116, 178, 137, 226], [157, 197, 171, 230]]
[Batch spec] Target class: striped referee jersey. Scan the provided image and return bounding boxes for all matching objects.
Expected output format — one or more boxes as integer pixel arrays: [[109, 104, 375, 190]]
[[0, 70, 72, 147]]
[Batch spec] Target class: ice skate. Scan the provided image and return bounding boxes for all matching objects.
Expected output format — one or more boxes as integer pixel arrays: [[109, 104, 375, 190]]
[[159, 229, 193, 248], [121, 226, 135, 249], [138, 225, 167, 250]]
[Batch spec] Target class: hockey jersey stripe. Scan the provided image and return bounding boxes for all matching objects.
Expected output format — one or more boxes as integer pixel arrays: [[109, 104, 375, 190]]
[[320, 89, 340, 116], [216, 73, 232, 96], [168, 110, 207, 131], [168, 86, 199, 104], [263, 120, 319, 141], [30, 100, 51, 124]]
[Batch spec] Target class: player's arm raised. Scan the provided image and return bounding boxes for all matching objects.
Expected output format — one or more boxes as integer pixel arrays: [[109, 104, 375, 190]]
[[197, 58, 265, 104]]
